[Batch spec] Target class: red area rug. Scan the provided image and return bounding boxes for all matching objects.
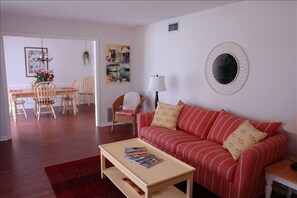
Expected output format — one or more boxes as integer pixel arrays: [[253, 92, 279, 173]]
[[44, 156, 125, 198], [45, 156, 221, 198]]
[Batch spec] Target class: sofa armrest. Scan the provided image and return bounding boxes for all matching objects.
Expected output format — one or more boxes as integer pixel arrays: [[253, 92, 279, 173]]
[[137, 112, 155, 138], [231, 133, 288, 198]]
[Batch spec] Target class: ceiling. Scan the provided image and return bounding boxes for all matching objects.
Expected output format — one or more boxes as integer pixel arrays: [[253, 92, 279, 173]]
[[0, 0, 240, 27]]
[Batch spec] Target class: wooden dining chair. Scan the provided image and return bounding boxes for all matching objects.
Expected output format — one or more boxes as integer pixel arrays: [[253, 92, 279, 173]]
[[78, 77, 94, 106], [111, 91, 145, 135], [59, 80, 79, 114], [8, 96, 27, 119], [34, 82, 57, 120]]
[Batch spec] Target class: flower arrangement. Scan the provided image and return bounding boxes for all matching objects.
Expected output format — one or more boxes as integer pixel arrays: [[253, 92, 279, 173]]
[[34, 69, 55, 84]]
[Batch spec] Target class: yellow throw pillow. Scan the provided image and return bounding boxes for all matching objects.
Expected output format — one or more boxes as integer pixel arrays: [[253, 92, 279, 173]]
[[223, 120, 267, 161], [150, 102, 183, 130]]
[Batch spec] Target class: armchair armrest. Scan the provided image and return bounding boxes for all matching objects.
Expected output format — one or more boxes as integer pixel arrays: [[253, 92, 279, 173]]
[[137, 111, 155, 138], [134, 95, 145, 116], [231, 133, 288, 198], [112, 95, 124, 113]]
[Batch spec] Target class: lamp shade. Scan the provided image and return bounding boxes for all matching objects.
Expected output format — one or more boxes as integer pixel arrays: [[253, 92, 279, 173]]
[[147, 75, 167, 92], [283, 115, 297, 134]]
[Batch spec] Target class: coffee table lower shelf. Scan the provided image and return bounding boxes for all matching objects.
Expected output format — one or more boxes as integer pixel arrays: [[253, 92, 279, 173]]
[[103, 166, 186, 198]]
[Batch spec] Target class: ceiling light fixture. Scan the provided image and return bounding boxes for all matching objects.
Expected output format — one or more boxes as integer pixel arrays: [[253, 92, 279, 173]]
[[32, 38, 53, 64]]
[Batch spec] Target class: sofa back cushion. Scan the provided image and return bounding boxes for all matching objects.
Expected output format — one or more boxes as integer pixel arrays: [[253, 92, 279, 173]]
[[177, 100, 220, 139], [207, 110, 282, 144]]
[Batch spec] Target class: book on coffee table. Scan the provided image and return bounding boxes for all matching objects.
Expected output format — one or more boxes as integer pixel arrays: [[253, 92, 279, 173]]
[[124, 147, 163, 168]]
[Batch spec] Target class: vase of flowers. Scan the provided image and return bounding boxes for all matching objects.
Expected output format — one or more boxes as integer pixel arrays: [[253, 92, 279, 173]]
[[34, 69, 55, 85]]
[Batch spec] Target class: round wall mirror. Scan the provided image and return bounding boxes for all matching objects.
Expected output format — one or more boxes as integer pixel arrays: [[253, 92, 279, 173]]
[[205, 42, 248, 95], [213, 53, 238, 84]]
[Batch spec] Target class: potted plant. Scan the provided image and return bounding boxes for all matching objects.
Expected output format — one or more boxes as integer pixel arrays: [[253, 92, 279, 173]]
[[83, 51, 90, 65]]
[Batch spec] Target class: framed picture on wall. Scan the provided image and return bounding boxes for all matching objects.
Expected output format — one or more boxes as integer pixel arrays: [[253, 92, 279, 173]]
[[24, 47, 49, 77], [105, 44, 130, 83]]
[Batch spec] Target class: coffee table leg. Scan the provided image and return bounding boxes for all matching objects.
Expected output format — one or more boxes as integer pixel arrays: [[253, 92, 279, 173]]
[[100, 153, 106, 179], [145, 190, 152, 198], [186, 177, 193, 198]]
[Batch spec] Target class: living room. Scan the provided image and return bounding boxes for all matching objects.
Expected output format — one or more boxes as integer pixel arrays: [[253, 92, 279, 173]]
[[0, 1, 296, 197]]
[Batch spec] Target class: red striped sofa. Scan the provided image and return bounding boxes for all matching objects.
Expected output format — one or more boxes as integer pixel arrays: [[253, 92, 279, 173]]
[[137, 101, 288, 198]]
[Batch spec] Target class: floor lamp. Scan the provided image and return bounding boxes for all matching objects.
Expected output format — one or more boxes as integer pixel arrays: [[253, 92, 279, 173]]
[[283, 115, 297, 171], [147, 74, 167, 109]]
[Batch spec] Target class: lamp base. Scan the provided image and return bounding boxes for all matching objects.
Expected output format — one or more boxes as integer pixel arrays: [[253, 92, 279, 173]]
[[291, 162, 297, 171], [154, 92, 159, 109]]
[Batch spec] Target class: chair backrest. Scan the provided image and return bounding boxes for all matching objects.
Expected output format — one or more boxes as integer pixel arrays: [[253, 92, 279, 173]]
[[81, 77, 94, 93], [72, 80, 79, 89], [34, 82, 56, 104], [123, 91, 141, 110]]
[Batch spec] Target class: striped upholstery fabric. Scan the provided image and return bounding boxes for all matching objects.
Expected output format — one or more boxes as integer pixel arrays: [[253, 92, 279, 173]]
[[137, 111, 288, 198], [176, 140, 237, 182], [249, 120, 282, 137], [231, 133, 287, 198], [191, 166, 233, 197], [207, 110, 282, 144], [177, 101, 219, 139], [141, 126, 200, 154], [137, 112, 155, 138]]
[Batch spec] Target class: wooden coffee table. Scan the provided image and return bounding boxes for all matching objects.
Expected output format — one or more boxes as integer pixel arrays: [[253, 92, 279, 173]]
[[99, 138, 196, 198]]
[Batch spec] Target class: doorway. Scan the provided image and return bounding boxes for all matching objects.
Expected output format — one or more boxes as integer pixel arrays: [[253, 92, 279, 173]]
[[2, 35, 100, 136]]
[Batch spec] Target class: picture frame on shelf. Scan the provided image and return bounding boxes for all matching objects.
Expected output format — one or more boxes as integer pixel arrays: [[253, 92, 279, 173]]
[[24, 47, 49, 77]]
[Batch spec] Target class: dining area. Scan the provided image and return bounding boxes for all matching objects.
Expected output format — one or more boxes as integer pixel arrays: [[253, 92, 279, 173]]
[[8, 75, 94, 121], [8, 84, 78, 121], [3, 36, 96, 122]]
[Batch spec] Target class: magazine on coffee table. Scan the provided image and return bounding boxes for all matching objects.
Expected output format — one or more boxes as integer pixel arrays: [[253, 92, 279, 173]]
[[124, 147, 163, 168]]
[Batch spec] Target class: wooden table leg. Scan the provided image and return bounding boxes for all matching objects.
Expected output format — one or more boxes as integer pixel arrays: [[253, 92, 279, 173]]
[[186, 176, 193, 198], [72, 96, 77, 116], [100, 153, 106, 179], [145, 189, 152, 198], [286, 188, 292, 198], [265, 174, 273, 198]]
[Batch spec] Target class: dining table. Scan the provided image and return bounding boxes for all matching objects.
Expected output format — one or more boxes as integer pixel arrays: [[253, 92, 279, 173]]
[[8, 87, 78, 121]]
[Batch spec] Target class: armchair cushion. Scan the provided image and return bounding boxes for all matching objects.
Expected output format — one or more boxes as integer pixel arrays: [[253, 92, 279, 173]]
[[151, 102, 183, 130], [123, 91, 141, 110], [115, 109, 134, 116]]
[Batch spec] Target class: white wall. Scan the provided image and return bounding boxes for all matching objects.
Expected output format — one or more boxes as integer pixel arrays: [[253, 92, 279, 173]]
[[135, 1, 297, 156], [0, 15, 136, 140]]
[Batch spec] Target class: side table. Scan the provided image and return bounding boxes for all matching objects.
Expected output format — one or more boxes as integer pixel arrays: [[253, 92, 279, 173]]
[[265, 158, 297, 198]]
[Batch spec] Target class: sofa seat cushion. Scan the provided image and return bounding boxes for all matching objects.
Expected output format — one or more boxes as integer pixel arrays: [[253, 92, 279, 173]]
[[177, 100, 219, 139], [176, 140, 237, 182], [141, 126, 200, 154]]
